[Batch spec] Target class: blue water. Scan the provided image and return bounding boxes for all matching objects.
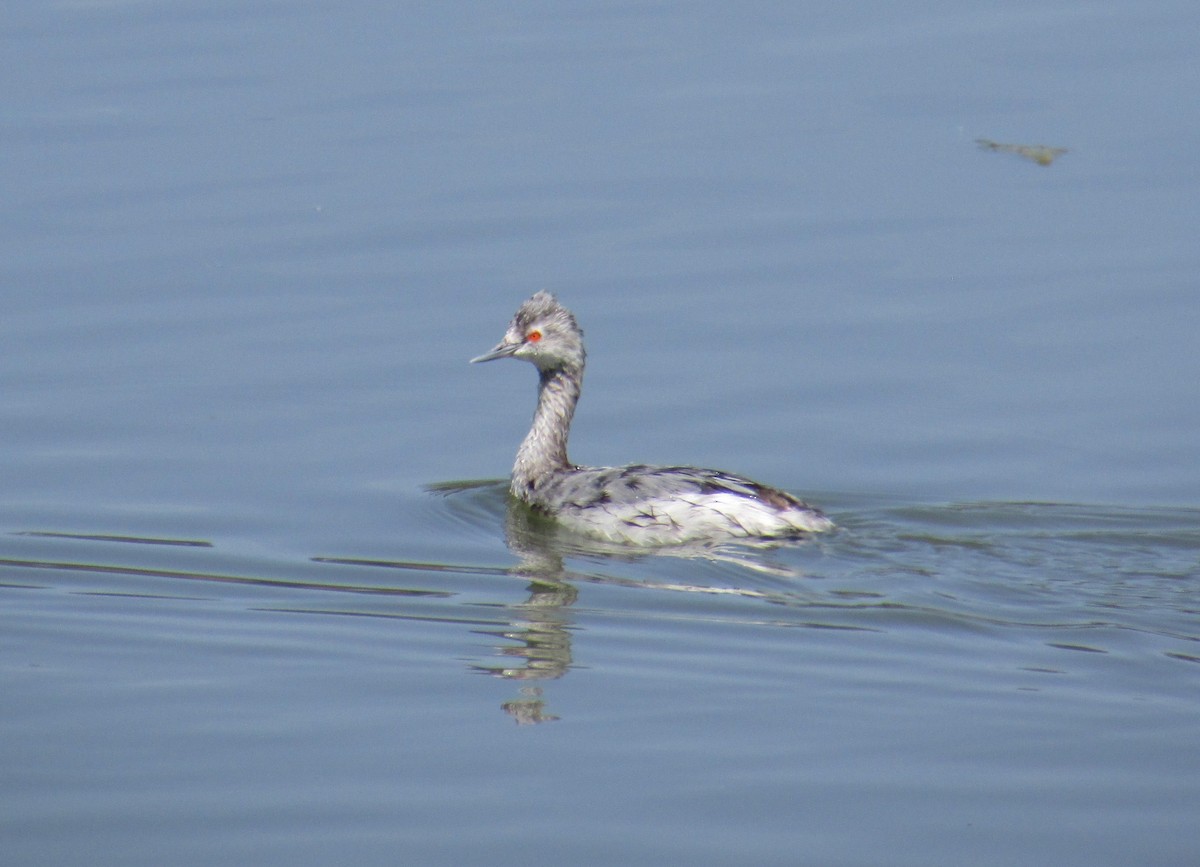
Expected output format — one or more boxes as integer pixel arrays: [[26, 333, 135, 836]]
[[3, 2, 1198, 865]]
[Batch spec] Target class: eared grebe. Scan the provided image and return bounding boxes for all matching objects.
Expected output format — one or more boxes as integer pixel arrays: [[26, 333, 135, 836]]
[[472, 292, 833, 545]]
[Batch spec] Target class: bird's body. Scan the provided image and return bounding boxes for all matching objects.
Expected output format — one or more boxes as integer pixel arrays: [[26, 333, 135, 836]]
[[472, 292, 832, 545]]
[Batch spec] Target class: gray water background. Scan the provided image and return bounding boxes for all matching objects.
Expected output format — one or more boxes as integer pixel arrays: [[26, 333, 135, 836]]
[[3, 2, 1198, 865]]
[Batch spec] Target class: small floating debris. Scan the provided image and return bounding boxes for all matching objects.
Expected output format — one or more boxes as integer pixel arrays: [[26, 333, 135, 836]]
[[976, 137, 1068, 166]]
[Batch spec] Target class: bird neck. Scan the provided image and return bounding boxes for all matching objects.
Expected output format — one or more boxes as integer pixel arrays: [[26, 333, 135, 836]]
[[513, 363, 581, 495]]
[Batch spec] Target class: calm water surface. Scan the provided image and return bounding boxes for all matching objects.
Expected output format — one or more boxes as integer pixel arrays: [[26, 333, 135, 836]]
[[3, 2, 1198, 865]]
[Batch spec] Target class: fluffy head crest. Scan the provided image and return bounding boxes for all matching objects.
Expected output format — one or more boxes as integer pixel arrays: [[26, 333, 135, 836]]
[[511, 291, 579, 337]]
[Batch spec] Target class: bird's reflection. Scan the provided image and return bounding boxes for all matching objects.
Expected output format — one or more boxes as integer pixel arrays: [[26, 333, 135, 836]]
[[428, 480, 821, 724], [472, 500, 577, 724]]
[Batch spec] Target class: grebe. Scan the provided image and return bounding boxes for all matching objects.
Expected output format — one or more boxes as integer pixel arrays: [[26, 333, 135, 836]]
[[471, 292, 833, 545]]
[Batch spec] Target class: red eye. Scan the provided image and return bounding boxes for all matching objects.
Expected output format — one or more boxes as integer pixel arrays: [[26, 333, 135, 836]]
[[527, 330, 542, 343]]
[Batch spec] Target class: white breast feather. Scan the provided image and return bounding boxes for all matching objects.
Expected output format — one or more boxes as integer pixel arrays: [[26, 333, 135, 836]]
[[560, 491, 831, 545]]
